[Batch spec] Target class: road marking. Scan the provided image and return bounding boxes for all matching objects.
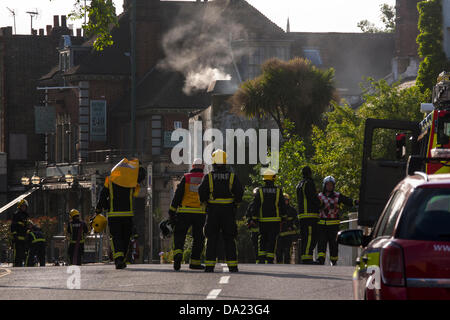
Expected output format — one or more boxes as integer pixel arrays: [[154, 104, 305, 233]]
[[0, 268, 11, 279], [206, 289, 222, 299], [219, 276, 230, 284]]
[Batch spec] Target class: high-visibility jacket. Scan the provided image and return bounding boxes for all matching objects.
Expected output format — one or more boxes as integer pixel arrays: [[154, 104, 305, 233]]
[[67, 220, 89, 244], [198, 167, 243, 206], [96, 176, 140, 218], [27, 229, 46, 245], [11, 210, 29, 241], [279, 204, 299, 236], [169, 169, 206, 214], [249, 181, 287, 223], [296, 177, 321, 220]]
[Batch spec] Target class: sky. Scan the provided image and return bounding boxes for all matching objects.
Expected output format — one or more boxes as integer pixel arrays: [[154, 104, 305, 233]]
[[0, 0, 396, 35]]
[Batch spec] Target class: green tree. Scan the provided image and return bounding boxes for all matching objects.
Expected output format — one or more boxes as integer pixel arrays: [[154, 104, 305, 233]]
[[312, 79, 427, 199], [232, 58, 335, 138], [357, 3, 396, 33], [51, 0, 118, 51], [416, 0, 448, 95]]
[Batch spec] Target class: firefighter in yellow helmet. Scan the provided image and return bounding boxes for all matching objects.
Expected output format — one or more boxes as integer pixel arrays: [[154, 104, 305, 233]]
[[10, 199, 30, 267], [198, 149, 244, 272], [248, 168, 287, 264], [66, 209, 89, 266], [169, 158, 206, 271], [94, 158, 146, 269], [26, 222, 46, 267]]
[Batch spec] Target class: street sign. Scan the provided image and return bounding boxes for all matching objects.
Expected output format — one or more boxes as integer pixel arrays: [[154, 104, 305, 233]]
[[90, 100, 107, 141], [34, 106, 56, 134]]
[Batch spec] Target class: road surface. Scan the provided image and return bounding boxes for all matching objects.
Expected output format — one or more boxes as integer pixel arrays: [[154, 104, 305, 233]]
[[0, 263, 353, 300]]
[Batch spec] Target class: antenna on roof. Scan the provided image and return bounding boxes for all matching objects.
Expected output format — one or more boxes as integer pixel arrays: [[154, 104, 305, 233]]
[[26, 8, 40, 35], [6, 7, 16, 34]]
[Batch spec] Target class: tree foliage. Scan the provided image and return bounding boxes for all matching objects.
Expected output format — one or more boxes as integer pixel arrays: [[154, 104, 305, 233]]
[[52, 0, 118, 51], [357, 3, 396, 33], [232, 57, 335, 139], [416, 0, 448, 95], [247, 79, 428, 204]]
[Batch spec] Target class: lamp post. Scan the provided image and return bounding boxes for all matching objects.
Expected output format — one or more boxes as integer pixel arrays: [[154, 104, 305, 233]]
[[21, 175, 30, 187], [65, 171, 74, 187], [31, 174, 41, 186]]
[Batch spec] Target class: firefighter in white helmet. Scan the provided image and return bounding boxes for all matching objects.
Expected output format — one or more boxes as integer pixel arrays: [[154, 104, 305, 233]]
[[168, 158, 207, 271], [198, 149, 244, 272]]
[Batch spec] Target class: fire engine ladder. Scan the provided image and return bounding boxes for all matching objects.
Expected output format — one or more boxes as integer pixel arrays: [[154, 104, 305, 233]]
[[0, 187, 39, 215]]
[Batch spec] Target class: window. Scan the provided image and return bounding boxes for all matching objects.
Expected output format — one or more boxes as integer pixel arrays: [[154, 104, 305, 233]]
[[151, 115, 162, 155], [174, 121, 183, 130], [303, 49, 322, 66], [397, 188, 450, 242], [9, 134, 27, 160], [374, 190, 405, 237]]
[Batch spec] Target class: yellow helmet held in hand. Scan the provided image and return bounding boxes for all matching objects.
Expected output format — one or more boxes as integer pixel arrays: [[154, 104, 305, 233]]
[[262, 168, 277, 181], [211, 149, 227, 165], [69, 209, 80, 218], [91, 214, 107, 233]]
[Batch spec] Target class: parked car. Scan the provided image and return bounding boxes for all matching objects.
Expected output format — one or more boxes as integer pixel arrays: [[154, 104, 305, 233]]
[[338, 172, 450, 300]]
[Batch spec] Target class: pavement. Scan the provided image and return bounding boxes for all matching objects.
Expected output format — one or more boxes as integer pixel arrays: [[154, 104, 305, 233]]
[[0, 263, 354, 300]]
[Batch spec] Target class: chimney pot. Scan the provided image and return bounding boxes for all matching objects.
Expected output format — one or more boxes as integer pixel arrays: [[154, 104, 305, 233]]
[[46, 25, 52, 35], [39, 29, 44, 36], [61, 15, 67, 27], [53, 15, 60, 27], [76, 28, 82, 37]]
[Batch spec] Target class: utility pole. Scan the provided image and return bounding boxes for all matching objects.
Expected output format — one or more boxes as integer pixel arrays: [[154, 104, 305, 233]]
[[130, 0, 137, 157], [6, 8, 16, 35]]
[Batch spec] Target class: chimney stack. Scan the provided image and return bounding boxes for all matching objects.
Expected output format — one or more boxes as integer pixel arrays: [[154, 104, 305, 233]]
[[61, 15, 67, 28], [53, 15, 60, 27], [46, 25, 52, 35]]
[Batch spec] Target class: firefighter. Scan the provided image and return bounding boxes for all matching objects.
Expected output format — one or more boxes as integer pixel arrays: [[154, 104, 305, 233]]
[[245, 188, 260, 263], [296, 166, 321, 264], [10, 199, 30, 267], [276, 193, 298, 264], [95, 158, 146, 269], [26, 223, 46, 267], [248, 169, 287, 264], [198, 149, 244, 273], [67, 209, 89, 266], [168, 158, 207, 271], [317, 176, 358, 266]]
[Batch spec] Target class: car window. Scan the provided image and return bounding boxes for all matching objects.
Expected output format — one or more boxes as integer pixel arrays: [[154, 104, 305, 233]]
[[397, 188, 450, 242], [374, 190, 403, 238], [382, 191, 405, 236]]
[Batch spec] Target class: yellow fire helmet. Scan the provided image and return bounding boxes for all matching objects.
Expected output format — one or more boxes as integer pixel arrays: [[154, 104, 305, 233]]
[[262, 168, 277, 181], [283, 193, 290, 200], [92, 214, 107, 233], [108, 158, 140, 188], [212, 149, 227, 165], [17, 199, 29, 208], [69, 209, 80, 218]]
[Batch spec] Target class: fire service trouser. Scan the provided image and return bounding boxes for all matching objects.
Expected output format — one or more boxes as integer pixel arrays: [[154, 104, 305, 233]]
[[204, 204, 238, 269], [108, 217, 133, 263], [173, 212, 206, 266], [258, 222, 280, 264], [317, 222, 340, 265], [299, 217, 318, 263]]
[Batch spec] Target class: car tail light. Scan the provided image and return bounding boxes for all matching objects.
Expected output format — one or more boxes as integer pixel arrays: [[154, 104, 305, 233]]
[[380, 242, 405, 287]]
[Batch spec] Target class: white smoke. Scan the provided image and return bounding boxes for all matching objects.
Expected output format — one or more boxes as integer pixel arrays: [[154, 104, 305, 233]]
[[184, 67, 232, 95], [158, 3, 249, 95]]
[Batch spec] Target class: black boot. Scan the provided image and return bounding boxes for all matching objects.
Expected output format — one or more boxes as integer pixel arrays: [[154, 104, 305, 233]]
[[229, 266, 239, 273], [115, 257, 126, 269], [173, 254, 182, 271], [204, 266, 215, 273], [189, 264, 205, 270]]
